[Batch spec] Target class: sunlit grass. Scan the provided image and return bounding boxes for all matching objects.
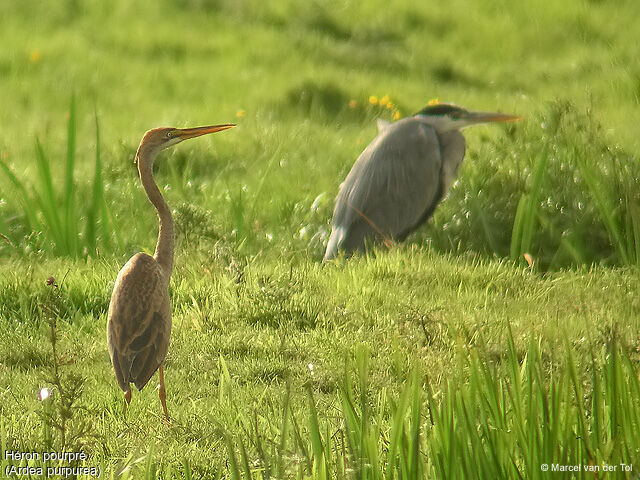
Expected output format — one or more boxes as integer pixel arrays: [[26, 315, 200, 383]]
[[1, 253, 639, 477]]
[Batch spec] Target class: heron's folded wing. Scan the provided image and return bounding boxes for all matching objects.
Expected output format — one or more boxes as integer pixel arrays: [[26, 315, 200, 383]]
[[107, 253, 170, 391], [335, 119, 443, 239], [129, 309, 171, 390]]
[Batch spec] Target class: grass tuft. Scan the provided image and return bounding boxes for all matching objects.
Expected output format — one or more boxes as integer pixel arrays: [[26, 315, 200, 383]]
[[0, 99, 113, 258]]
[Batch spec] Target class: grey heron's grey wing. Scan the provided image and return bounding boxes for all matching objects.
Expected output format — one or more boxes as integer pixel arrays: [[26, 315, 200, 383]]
[[334, 119, 443, 241], [107, 253, 171, 392]]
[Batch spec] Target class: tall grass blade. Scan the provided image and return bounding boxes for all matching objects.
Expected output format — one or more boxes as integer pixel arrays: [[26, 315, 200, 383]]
[[338, 369, 361, 474], [511, 151, 548, 262], [468, 177, 499, 253], [510, 194, 528, 261], [625, 197, 640, 264], [95, 112, 115, 247], [565, 339, 591, 459], [288, 405, 312, 472], [229, 187, 246, 245], [238, 437, 253, 480], [64, 96, 78, 257], [85, 109, 110, 255], [521, 154, 547, 255], [144, 443, 156, 480], [0, 417, 7, 474], [35, 138, 65, 253], [277, 383, 291, 479], [0, 160, 40, 231], [408, 368, 421, 479], [305, 385, 327, 477], [183, 458, 193, 480], [0, 214, 8, 239], [620, 346, 640, 451], [606, 334, 618, 441], [576, 153, 629, 264], [218, 354, 233, 404], [224, 433, 242, 480], [385, 379, 412, 480]]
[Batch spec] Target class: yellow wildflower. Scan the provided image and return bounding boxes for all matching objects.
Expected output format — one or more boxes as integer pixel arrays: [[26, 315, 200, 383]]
[[348, 100, 357, 108], [380, 94, 390, 105], [428, 98, 440, 106], [368, 95, 379, 105], [386, 102, 393, 109], [393, 110, 401, 120], [30, 50, 41, 62], [236, 109, 246, 118]]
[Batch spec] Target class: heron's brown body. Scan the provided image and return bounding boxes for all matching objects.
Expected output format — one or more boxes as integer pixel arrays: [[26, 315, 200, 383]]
[[107, 253, 170, 391], [106, 123, 234, 418]]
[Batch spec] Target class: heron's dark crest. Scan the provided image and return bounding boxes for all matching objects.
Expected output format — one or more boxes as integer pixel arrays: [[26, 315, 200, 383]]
[[414, 103, 467, 117]]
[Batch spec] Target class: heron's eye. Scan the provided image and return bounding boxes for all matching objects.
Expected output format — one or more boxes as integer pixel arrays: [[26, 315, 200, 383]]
[[166, 131, 173, 138]]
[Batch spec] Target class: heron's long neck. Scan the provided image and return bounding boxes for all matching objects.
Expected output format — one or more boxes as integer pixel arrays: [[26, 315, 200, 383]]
[[137, 148, 174, 279]]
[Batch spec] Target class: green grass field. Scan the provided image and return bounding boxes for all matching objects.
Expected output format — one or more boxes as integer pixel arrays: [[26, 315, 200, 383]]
[[1, 0, 640, 478]]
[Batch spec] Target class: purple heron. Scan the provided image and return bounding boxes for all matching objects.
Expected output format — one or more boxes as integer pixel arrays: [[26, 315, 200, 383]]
[[107, 123, 234, 419]]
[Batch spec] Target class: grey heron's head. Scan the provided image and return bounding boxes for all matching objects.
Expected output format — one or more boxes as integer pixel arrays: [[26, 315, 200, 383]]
[[415, 103, 521, 132]]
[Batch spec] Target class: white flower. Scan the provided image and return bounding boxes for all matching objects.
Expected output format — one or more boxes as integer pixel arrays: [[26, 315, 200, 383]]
[[39, 387, 51, 401]]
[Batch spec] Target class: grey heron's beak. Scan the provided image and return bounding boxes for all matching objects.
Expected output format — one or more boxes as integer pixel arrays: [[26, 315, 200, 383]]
[[463, 111, 522, 125], [175, 124, 236, 140]]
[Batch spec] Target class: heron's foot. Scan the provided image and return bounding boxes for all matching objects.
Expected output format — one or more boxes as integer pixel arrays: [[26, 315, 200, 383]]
[[159, 387, 169, 421], [158, 365, 169, 422], [123, 390, 132, 416]]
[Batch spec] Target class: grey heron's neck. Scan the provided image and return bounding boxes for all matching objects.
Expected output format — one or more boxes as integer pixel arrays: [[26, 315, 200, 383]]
[[437, 130, 466, 196]]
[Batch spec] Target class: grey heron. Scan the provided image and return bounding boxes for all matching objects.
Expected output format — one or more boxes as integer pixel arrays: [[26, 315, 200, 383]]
[[323, 103, 520, 262]]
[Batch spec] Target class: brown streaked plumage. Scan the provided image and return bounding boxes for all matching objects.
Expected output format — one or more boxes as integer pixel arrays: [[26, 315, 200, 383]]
[[107, 123, 235, 419]]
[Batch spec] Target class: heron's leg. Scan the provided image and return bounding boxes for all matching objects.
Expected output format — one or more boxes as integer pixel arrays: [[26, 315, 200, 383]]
[[158, 365, 169, 420], [123, 389, 132, 416]]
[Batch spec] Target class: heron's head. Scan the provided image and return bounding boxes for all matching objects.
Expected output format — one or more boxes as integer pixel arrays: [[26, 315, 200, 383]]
[[415, 103, 521, 132], [136, 124, 235, 162]]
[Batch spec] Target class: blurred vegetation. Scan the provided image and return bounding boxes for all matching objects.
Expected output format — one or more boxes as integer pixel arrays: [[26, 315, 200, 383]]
[[1, 0, 640, 477], [1, 0, 639, 268]]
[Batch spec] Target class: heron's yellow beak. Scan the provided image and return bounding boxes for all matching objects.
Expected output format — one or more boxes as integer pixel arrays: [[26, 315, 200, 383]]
[[175, 124, 236, 140], [466, 112, 522, 123]]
